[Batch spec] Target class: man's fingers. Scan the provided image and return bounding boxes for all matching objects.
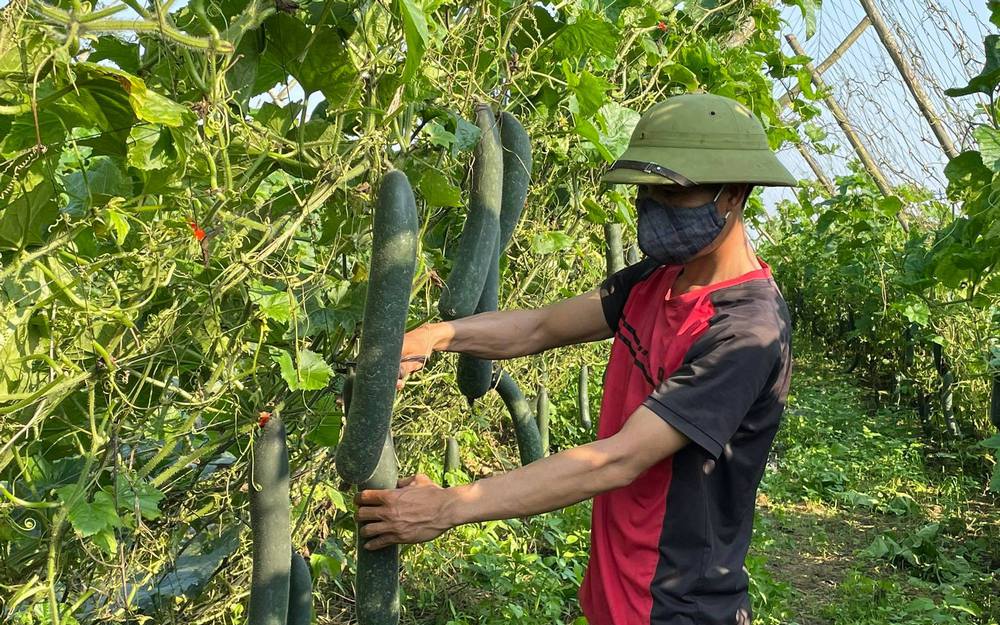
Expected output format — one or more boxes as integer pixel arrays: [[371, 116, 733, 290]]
[[359, 522, 391, 538], [354, 489, 387, 506], [396, 475, 417, 488], [355, 505, 384, 522], [364, 535, 398, 551]]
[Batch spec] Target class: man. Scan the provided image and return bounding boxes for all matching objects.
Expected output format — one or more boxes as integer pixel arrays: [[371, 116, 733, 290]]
[[355, 93, 798, 624]]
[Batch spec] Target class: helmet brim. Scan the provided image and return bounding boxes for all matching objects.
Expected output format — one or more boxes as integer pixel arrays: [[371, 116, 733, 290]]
[[601, 145, 798, 187]]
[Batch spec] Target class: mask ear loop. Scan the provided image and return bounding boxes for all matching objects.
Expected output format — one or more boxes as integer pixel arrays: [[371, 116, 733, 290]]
[[714, 184, 731, 223]]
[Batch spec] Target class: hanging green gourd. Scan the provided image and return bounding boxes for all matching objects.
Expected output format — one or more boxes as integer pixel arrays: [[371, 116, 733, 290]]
[[456, 110, 533, 402], [443, 436, 461, 486], [248, 415, 291, 625], [335, 170, 418, 484], [604, 222, 624, 277], [494, 371, 543, 465], [286, 551, 313, 625], [438, 103, 503, 321]]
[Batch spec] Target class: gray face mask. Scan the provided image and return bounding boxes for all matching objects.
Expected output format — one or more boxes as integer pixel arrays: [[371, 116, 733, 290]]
[[636, 186, 729, 266]]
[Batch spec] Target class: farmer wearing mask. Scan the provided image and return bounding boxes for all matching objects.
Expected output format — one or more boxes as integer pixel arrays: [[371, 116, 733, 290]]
[[355, 93, 798, 624]]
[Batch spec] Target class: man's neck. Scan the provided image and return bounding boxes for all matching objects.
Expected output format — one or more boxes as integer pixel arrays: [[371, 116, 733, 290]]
[[674, 223, 760, 294]]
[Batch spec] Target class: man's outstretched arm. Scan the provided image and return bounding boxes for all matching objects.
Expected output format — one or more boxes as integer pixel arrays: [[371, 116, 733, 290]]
[[354, 406, 689, 550], [397, 289, 611, 384]]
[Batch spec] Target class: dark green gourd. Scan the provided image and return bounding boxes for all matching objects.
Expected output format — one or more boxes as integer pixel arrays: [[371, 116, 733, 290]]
[[248, 415, 291, 625], [494, 371, 543, 465]]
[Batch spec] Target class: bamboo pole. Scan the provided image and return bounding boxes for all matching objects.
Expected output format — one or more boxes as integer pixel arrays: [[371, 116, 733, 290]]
[[856, 0, 960, 159], [795, 143, 836, 194], [779, 17, 872, 108], [786, 33, 910, 231]]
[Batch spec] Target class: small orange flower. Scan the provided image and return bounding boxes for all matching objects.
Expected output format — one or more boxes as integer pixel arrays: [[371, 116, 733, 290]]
[[657, 21, 667, 31], [258, 411, 272, 428], [188, 221, 206, 241]]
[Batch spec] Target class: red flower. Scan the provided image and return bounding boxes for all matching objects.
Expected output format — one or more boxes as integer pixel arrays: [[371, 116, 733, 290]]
[[657, 21, 667, 31], [258, 411, 272, 429], [188, 221, 206, 241]]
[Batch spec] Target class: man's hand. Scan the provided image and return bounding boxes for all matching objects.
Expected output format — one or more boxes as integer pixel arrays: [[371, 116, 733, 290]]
[[396, 325, 444, 390], [355, 474, 454, 550]]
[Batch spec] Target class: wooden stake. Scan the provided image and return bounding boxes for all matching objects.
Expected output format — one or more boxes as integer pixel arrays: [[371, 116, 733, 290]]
[[779, 17, 872, 108], [795, 143, 836, 195], [786, 33, 910, 231], [857, 0, 960, 159]]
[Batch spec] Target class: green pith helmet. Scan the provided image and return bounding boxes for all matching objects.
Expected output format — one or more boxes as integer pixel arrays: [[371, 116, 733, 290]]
[[601, 93, 797, 187]]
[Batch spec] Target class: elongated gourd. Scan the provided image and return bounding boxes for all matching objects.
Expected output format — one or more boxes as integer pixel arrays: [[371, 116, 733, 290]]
[[579, 365, 591, 430], [497, 111, 533, 248], [536, 385, 549, 456], [438, 104, 503, 320], [603, 222, 624, 277], [356, 433, 400, 625], [335, 170, 418, 484], [287, 551, 313, 625], [494, 371, 543, 465], [456, 111, 533, 401], [456, 233, 500, 402], [443, 436, 460, 486], [248, 415, 291, 625]]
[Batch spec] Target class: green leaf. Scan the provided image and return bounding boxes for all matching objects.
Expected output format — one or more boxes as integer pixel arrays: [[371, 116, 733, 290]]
[[943, 151, 992, 199], [105, 207, 130, 246], [974, 126, 1000, 171], [310, 552, 344, 579], [416, 170, 462, 207], [531, 230, 575, 254], [786, 0, 819, 39], [980, 434, 1000, 449], [93, 528, 118, 555], [78, 63, 192, 127], [63, 156, 130, 216], [89, 35, 141, 74], [306, 394, 343, 446], [563, 63, 612, 120], [901, 299, 930, 326], [56, 487, 122, 537], [876, 196, 903, 219], [662, 63, 700, 92], [116, 480, 165, 521], [127, 125, 175, 171], [395, 0, 430, 83], [574, 119, 615, 162], [249, 282, 296, 323], [274, 348, 333, 391], [945, 35, 1000, 97], [267, 16, 359, 106], [0, 180, 57, 251], [991, 463, 1000, 492], [551, 11, 619, 60]]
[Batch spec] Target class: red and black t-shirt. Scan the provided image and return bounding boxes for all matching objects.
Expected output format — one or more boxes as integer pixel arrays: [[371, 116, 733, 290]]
[[579, 258, 793, 625]]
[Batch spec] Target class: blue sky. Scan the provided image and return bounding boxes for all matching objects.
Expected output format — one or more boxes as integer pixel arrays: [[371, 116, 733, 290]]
[[762, 0, 992, 210]]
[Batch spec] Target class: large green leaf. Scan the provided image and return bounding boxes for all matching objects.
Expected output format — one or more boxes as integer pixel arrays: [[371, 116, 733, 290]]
[[551, 11, 618, 60], [63, 156, 130, 215], [249, 282, 296, 322], [266, 15, 359, 106], [943, 151, 992, 200], [395, 0, 430, 83], [127, 125, 176, 171], [416, 169, 462, 207], [0, 180, 57, 250], [973, 125, 1000, 171], [89, 35, 141, 74], [563, 63, 612, 120], [56, 487, 123, 537], [274, 348, 334, 391], [945, 35, 1000, 97], [116, 479, 165, 521], [78, 63, 193, 127]]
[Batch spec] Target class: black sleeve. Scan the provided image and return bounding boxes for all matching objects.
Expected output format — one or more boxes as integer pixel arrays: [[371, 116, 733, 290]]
[[642, 315, 782, 459], [599, 257, 659, 330]]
